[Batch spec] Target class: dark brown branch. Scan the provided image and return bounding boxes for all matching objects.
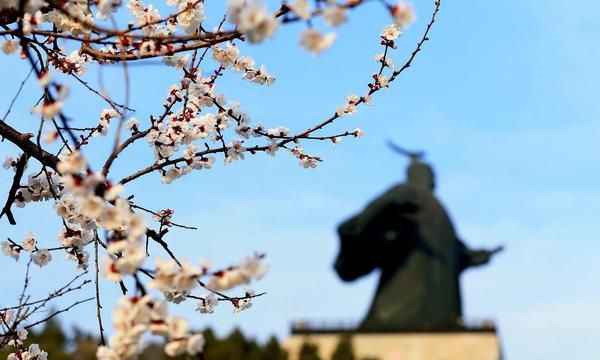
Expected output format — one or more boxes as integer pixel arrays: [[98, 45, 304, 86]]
[[0, 153, 28, 225], [0, 120, 59, 169], [80, 32, 240, 62], [102, 129, 150, 176]]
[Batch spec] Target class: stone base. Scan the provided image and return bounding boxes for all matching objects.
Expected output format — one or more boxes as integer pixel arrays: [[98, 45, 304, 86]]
[[284, 329, 501, 360]]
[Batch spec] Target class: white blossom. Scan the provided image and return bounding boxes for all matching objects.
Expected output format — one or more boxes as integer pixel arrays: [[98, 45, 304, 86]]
[[27, 343, 48, 360], [186, 333, 205, 355], [173, 261, 201, 290], [377, 74, 390, 87], [381, 24, 402, 41], [23, 11, 43, 34], [213, 42, 239, 67], [2, 241, 20, 261], [265, 141, 279, 156], [32, 249, 52, 267], [163, 54, 189, 70], [190, 156, 215, 170], [299, 156, 319, 169], [228, 0, 279, 43], [391, 1, 416, 29], [47, 2, 94, 36], [233, 288, 255, 313], [161, 167, 183, 184], [164, 290, 190, 304], [33, 99, 63, 120], [22, 232, 37, 252], [183, 144, 199, 160], [289, 0, 310, 20], [207, 254, 268, 290], [196, 293, 218, 314], [374, 52, 394, 68], [300, 29, 336, 54], [57, 151, 87, 175], [225, 139, 245, 163], [2, 155, 16, 170], [150, 258, 178, 291], [323, 3, 347, 26], [176, 2, 205, 34], [1, 40, 18, 55], [96, 0, 121, 19], [126, 117, 140, 131], [7, 328, 27, 347]]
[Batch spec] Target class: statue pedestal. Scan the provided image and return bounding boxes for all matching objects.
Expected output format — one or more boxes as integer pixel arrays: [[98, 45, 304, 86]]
[[284, 326, 501, 360]]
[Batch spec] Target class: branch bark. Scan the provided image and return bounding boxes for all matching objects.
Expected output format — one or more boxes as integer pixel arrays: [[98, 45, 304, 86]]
[[0, 119, 59, 169], [0, 153, 28, 225]]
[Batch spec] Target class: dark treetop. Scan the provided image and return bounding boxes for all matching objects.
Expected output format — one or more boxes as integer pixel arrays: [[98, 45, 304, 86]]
[[334, 160, 502, 331]]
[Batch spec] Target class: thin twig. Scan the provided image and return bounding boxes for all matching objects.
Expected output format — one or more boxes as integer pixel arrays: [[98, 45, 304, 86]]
[[94, 231, 106, 345]]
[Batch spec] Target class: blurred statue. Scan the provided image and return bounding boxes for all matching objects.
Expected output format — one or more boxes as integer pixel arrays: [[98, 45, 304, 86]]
[[334, 144, 502, 331]]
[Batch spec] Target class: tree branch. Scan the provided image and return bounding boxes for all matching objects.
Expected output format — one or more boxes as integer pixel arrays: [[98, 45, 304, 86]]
[[0, 119, 59, 169], [0, 153, 28, 225]]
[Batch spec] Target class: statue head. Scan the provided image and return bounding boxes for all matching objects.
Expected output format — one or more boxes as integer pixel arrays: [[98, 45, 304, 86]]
[[385, 141, 435, 191], [407, 160, 435, 191]]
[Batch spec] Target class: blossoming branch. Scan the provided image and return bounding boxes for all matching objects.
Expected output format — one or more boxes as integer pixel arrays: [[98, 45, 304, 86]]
[[0, 0, 441, 358]]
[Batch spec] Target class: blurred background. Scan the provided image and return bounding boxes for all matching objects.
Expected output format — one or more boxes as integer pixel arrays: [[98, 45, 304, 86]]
[[1, 0, 599, 359]]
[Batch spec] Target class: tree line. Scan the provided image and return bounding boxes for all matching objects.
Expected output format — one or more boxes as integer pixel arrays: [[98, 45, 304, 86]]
[[0, 317, 378, 360]]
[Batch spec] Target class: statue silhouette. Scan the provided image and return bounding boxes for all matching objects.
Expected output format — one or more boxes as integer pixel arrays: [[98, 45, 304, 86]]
[[334, 154, 502, 331]]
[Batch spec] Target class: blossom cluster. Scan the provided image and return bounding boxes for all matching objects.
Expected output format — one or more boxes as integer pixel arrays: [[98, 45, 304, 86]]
[[1, 233, 52, 267], [48, 51, 91, 76], [54, 152, 147, 274], [212, 42, 276, 85], [206, 253, 269, 291], [148, 253, 268, 306], [1, 158, 61, 206], [96, 296, 204, 359], [227, 0, 279, 43], [141, 71, 295, 183], [1, 321, 48, 360]]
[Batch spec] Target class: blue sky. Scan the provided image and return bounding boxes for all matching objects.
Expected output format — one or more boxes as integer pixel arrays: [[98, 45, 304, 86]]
[[1, 0, 600, 359]]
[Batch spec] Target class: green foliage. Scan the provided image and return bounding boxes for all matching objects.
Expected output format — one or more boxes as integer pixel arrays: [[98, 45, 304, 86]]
[[298, 342, 321, 360], [263, 336, 288, 360], [199, 328, 287, 360], [298, 336, 379, 360], [1, 317, 289, 360], [135, 327, 290, 360], [331, 336, 355, 360], [204, 328, 261, 360], [0, 316, 376, 360]]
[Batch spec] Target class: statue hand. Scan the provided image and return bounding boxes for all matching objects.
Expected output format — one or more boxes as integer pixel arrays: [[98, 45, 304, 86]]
[[475, 245, 503, 266], [489, 245, 504, 256]]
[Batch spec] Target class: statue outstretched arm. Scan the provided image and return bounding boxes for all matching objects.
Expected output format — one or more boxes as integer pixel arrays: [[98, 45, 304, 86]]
[[457, 239, 503, 271]]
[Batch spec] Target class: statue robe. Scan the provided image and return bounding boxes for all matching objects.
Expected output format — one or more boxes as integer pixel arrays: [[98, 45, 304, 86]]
[[335, 183, 487, 331]]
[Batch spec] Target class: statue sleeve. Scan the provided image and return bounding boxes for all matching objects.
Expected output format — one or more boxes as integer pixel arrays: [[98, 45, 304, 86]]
[[334, 190, 416, 281], [334, 215, 379, 281]]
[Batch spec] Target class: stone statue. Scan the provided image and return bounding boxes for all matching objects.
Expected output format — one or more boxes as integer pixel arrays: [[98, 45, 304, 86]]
[[334, 149, 502, 331]]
